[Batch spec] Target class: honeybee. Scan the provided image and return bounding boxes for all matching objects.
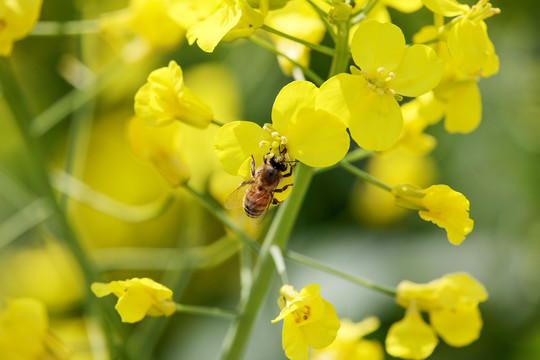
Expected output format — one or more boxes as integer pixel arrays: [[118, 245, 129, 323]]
[[225, 151, 294, 224]]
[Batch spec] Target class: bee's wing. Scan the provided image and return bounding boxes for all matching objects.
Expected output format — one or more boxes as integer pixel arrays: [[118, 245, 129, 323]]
[[250, 196, 273, 225], [225, 180, 253, 209]]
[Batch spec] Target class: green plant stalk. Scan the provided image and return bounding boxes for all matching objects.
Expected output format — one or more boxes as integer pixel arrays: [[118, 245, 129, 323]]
[[314, 148, 374, 175], [176, 304, 237, 319], [248, 36, 325, 86], [306, 0, 337, 42], [0, 58, 127, 353], [220, 163, 313, 360], [30, 20, 99, 36], [285, 250, 396, 297], [339, 159, 392, 192], [261, 24, 336, 56], [328, 22, 351, 77]]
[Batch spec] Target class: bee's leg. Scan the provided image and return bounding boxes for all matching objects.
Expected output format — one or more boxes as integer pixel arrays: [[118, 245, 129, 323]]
[[273, 183, 293, 193], [250, 154, 256, 177], [282, 164, 294, 178], [272, 198, 282, 205]]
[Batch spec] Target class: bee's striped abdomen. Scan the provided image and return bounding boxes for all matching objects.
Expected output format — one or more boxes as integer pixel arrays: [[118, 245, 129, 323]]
[[243, 188, 272, 218]]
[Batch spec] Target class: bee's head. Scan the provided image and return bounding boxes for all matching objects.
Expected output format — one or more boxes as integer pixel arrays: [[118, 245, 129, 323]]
[[267, 153, 288, 172]]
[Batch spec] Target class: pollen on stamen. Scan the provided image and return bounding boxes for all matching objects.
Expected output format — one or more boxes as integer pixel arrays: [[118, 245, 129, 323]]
[[386, 88, 396, 96], [280, 136, 287, 144], [367, 83, 376, 90], [385, 72, 395, 82], [377, 67, 386, 75], [259, 140, 270, 148]]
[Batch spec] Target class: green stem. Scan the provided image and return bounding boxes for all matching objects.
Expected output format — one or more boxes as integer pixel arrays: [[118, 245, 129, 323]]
[[285, 250, 397, 297], [270, 245, 289, 285], [183, 183, 261, 253], [30, 20, 100, 36], [306, 0, 337, 42], [248, 36, 324, 86], [261, 24, 335, 56], [314, 149, 374, 175], [176, 304, 237, 319], [328, 22, 350, 77], [339, 160, 392, 192], [211, 118, 226, 127], [351, 0, 379, 21], [220, 164, 313, 360]]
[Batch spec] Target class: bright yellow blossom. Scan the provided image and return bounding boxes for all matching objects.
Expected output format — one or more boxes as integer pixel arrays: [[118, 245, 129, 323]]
[[310, 317, 384, 360], [91, 278, 176, 323], [134, 60, 213, 128], [392, 184, 473, 245], [272, 284, 341, 360], [214, 80, 349, 181], [127, 116, 190, 187], [387, 273, 488, 359], [186, 0, 265, 53], [319, 20, 443, 151], [0, 0, 42, 56], [0, 298, 69, 359], [265, 0, 325, 76]]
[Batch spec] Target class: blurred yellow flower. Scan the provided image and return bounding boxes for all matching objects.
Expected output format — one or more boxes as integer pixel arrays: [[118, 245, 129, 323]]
[[319, 20, 443, 150], [91, 278, 176, 323], [0, 297, 69, 359], [215, 81, 349, 181], [265, 0, 325, 76], [0, 238, 85, 312], [387, 273, 488, 359], [186, 0, 265, 53], [127, 116, 190, 187], [0, 0, 42, 56], [310, 317, 384, 360], [392, 184, 473, 245], [134, 60, 213, 128], [272, 284, 341, 360]]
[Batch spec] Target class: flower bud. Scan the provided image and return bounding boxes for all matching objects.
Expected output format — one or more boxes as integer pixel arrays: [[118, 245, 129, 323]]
[[328, 3, 352, 24]]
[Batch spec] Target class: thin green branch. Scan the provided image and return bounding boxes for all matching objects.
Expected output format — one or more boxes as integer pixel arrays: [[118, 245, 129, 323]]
[[329, 22, 351, 77], [50, 170, 175, 222], [261, 24, 336, 56], [0, 198, 53, 250], [176, 304, 237, 319], [285, 250, 397, 297], [248, 36, 324, 86], [314, 149, 374, 175], [183, 183, 261, 253], [211, 118, 226, 127], [339, 159, 392, 192], [30, 20, 100, 36], [306, 0, 337, 42], [351, 0, 379, 22], [270, 245, 289, 285]]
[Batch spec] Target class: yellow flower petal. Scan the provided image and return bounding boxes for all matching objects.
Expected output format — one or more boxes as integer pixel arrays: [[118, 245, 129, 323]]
[[285, 107, 349, 167], [348, 86, 403, 151], [272, 81, 318, 132], [386, 305, 439, 360], [283, 316, 309, 360], [383, 0, 423, 13], [447, 19, 490, 74], [436, 273, 488, 307], [115, 286, 154, 323], [441, 81, 482, 133], [350, 20, 405, 75], [389, 44, 443, 97], [187, 5, 242, 53], [419, 184, 473, 245], [301, 299, 340, 349], [214, 121, 270, 176], [0, 0, 42, 56], [318, 73, 362, 127], [430, 304, 483, 347], [421, 0, 469, 16]]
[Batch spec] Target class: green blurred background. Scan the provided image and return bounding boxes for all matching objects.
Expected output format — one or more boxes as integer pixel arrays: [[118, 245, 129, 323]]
[[0, 0, 539, 359]]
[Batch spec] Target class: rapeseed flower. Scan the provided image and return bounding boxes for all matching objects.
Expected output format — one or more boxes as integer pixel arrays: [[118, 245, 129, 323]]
[[272, 284, 341, 360], [0, 0, 42, 56], [392, 184, 473, 245], [214, 80, 349, 181], [319, 20, 443, 151], [186, 0, 265, 53], [91, 278, 176, 323], [386, 273, 488, 359], [310, 317, 384, 360], [134, 60, 213, 128]]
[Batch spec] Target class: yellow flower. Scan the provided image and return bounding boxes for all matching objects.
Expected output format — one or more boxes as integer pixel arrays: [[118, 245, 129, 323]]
[[186, 0, 265, 53], [310, 317, 384, 360], [392, 184, 473, 245], [0, 0, 42, 56], [127, 116, 191, 187], [91, 278, 176, 323], [0, 298, 69, 359], [319, 20, 443, 151], [272, 284, 341, 360], [265, 0, 326, 76], [214, 80, 349, 180], [134, 60, 213, 128], [387, 273, 488, 359]]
